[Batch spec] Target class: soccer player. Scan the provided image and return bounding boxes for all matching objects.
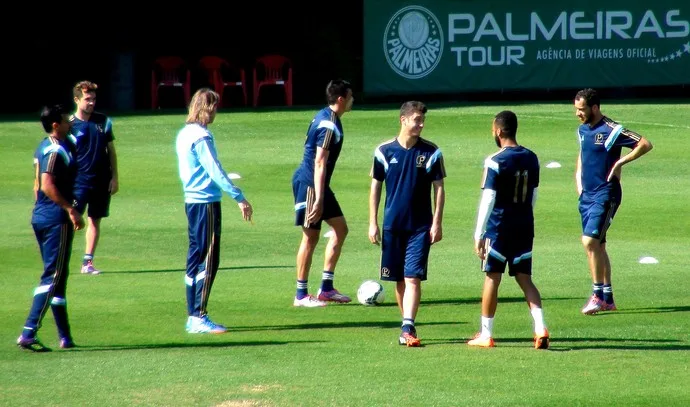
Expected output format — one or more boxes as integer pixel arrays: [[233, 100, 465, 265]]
[[369, 101, 446, 347], [70, 81, 119, 275], [291, 79, 354, 307], [18, 104, 85, 352], [468, 110, 549, 349], [176, 88, 253, 334], [574, 88, 653, 315]]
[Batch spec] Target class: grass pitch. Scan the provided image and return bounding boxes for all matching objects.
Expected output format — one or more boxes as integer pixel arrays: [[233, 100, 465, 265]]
[[0, 100, 688, 406]]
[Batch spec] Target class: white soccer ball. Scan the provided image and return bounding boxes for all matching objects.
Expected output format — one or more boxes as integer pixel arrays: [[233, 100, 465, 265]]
[[357, 280, 385, 306]]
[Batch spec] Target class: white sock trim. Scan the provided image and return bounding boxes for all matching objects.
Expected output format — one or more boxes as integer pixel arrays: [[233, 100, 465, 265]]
[[530, 307, 546, 334], [480, 316, 494, 338]]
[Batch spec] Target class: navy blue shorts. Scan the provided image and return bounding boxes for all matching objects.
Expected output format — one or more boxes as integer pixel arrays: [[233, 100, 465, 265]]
[[74, 183, 111, 219], [579, 195, 620, 243], [481, 236, 533, 276], [380, 229, 430, 281], [292, 181, 343, 230]]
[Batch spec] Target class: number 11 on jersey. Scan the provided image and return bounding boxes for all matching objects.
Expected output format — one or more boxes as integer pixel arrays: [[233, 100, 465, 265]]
[[513, 170, 528, 203]]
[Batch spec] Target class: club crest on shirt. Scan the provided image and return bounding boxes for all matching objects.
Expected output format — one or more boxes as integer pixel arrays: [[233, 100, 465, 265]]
[[594, 133, 604, 145], [95, 124, 104, 133], [416, 155, 426, 168]]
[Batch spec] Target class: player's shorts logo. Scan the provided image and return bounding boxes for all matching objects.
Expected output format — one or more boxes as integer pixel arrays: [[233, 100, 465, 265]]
[[381, 267, 390, 278], [383, 5, 443, 79]]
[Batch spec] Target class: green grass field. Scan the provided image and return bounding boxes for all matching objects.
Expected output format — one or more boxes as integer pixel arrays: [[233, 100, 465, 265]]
[[1, 100, 688, 406]]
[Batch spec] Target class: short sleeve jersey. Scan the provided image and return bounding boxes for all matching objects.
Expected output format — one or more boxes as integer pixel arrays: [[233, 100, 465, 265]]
[[481, 146, 540, 239], [371, 138, 446, 232], [294, 107, 344, 187], [578, 116, 640, 199], [69, 112, 114, 187], [32, 137, 78, 224]]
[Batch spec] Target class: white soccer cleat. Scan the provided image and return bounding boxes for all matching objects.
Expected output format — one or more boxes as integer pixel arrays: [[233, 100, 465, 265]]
[[293, 295, 327, 307], [187, 316, 227, 334], [581, 295, 604, 315]]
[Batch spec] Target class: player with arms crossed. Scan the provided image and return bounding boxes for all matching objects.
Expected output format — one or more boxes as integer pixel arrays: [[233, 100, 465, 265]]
[[70, 81, 119, 275], [469, 110, 549, 349], [291, 79, 354, 307], [574, 88, 653, 315], [369, 101, 446, 347], [18, 104, 84, 352]]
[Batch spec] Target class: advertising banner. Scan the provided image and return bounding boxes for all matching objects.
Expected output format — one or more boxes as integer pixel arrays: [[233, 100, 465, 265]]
[[363, 1, 690, 94]]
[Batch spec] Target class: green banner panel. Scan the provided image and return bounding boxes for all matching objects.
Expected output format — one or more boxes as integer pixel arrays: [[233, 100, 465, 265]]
[[364, 0, 690, 95]]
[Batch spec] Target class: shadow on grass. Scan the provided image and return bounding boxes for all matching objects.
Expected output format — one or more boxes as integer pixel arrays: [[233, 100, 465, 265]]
[[71, 340, 321, 352], [427, 337, 688, 351], [594, 305, 690, 315], [545, 337, 689, 352], [418, 296, 580, 307], [231, 320, 465, 332], [103, 265, 293, 274]]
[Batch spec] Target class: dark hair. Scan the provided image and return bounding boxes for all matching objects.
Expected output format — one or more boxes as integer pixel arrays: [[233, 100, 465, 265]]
[[325, 79, 352, 105], [575, 88, 600, 108], [400, 101, 427, 117], [494, 110, 518, 138], [40, 104, 69, 133]]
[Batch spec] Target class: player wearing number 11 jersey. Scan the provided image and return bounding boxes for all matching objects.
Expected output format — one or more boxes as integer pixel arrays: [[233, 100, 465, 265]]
[[468, 110, 549, 349]]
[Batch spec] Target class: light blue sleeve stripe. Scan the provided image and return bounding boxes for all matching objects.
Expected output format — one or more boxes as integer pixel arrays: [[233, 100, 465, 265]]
[[484, 157, 499, 173], [42, 144, 71, 165], [105, 118, 113, 134], [374, 147, 388, 173], [194, 138, 245, 202], [317, 120, 342, 144], [425, 149, 442, 173], [604, 125, 623, 151]]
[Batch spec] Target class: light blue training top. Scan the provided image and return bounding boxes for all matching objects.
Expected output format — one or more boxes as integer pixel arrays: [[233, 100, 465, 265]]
[[176, 123, 245, 204]]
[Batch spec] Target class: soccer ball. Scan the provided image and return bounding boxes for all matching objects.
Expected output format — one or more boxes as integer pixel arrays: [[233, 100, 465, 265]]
[[357, 280, 385, 306]]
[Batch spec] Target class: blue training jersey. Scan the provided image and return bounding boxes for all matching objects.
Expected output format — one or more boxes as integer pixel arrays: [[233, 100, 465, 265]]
[[32, 136, 78, 225], [578, 116, 640, 199], [481, 146, 540, 239], [293, 107, 344, 187], [176, 123, 245, 204], [69, 112, 114, 187], [371, 137, 446, 232]]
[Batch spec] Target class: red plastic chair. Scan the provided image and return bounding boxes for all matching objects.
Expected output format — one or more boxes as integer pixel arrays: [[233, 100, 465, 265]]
[[151, 56, 191, 109], [252, 54, 293, 107], [198, 56, 247, 107]]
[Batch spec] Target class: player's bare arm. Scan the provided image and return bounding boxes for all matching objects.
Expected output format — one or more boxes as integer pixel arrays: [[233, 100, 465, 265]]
[[474, 238, 487, 260], [430, 179, 445, 244], [41, 173, 84, 230], [107, 141, 119, 195], [607, 135, 653, 182], [368, 179, 383, 245], [575, 151, 582, 195], [33, 159, 40, 201], [238, 199, 253, 222], [308, 146, 329, 223]]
